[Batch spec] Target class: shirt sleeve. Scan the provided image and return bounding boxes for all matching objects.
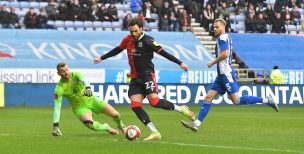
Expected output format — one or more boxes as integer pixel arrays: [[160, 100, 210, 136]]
[[146, 37, 163, 53], [218, 39, 229, 51], [146, 37, 183, 65], [118, 36, 129, 49], [74, 72, 90, 87], [53, 85, 63, 124]]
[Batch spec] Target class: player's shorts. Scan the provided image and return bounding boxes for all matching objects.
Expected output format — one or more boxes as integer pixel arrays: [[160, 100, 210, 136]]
[[210, 72, 239, 95], [128, 73, 158, 98], [73, 96, 107, 118]]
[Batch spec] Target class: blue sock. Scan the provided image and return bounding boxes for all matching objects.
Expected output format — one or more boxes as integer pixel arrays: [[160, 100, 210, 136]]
[[197, 101, 212, 122], [238, 95, 263, 105]]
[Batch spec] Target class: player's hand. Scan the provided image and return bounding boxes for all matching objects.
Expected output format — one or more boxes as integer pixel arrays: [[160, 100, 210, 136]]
[[207, 61, 214, 68], [94, 57, 102, 64], [52, 126, 62, 136], [84, 87, 93, 97], [180, 63, 188, 71]]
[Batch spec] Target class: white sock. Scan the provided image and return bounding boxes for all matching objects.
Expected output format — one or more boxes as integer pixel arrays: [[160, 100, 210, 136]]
[[146, 122, 157, 132], [194, 120, 201, 126], [262, 98, 268, 103], [174, 104, 182, 112]]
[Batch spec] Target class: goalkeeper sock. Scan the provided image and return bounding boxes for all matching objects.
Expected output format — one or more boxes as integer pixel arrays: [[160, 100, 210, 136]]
[[113, 114, 124, 127], [92, 121, 108, 131], [197, 101, 212, 123], [238, 96, 263, 105]]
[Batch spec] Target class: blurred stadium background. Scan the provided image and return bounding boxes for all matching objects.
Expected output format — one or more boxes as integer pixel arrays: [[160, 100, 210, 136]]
[[0, 0, 304, 153]]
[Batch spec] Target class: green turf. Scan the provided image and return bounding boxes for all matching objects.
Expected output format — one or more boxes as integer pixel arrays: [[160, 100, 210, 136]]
[[0, 106, 303, 154]]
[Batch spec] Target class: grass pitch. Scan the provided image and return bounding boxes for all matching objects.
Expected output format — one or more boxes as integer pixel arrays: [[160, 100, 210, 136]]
[[0, 105, 303, 154]]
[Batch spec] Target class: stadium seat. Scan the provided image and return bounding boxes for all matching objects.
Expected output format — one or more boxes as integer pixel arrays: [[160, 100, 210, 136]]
[[29, 2, 39, 9], [93, 21, 103, 30], [235, 15, 245, 22], [231, 23, 236, 31], [55, 20, 65, 28], [238, 30, 245, 33], [235, 23, 245, 31], [66, 27, 75, 31], [149, 22, 158, 29], [151, 28, 158, 32], [287, 25, 296, 31], [297, 25, 302, 31], [74, 21, 84, 29], [151, 13, 159, 20], [19, 1, 30, 9], [114, 28, 122, 31], [229, 14, 236, 23], [112, 19, 122, 31], [57, 27, 65, 30], [269, 0, 276, 5], [112, 21, 122, 28], [118, 10, 124, 18], [39, 2, 48, 8], [123, 2, 131, 12], [64, 20, 74, 28], [83, 21, 93, 31], [18, 9, 28, 18], [103, 21, 113, 31], [76, 27, 85, 31], [116, 3, 124, 10], [0, 1, 9, 7], [47, 20, 55, 26], [105, 3, 110, 8], [131, 13, 138, 18], [9, 1, 20, 8], [266, 24, 272, 31]]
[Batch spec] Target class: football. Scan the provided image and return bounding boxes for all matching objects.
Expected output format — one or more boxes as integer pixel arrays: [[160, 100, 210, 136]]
[[125, 125, 141, 141]]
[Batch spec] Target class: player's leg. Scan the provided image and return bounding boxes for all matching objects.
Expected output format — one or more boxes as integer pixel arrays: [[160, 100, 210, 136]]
[[130, 94, 161, 141], [129, 78, 161, 140], [181, 89, 218, 132], [100, 103, 126, 133], [75, 107, 119, 135], [228, 75, 279, 112], [233, 94, 279, 112], [147, 93, 195, 121], [145, 73, 195, 120], [181, 76, 224, 132]]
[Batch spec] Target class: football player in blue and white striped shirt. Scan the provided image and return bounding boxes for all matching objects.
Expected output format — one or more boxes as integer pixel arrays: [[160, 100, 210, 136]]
[[181, 18, 279, 132]]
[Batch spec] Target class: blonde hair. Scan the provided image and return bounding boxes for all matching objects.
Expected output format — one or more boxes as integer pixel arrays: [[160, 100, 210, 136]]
[[214, 18, 226, 27]]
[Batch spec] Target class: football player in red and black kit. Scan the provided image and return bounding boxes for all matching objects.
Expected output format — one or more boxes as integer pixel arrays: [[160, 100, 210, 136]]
[[94, 18, 195, 141]]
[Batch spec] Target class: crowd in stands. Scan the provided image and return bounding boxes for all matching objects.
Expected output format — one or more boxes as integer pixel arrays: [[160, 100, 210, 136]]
[[0, 0, 304, 34]]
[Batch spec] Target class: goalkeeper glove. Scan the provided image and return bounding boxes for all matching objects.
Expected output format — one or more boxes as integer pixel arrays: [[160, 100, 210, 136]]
[[84, 86, 93, 97], [52, 125, 62, 136]]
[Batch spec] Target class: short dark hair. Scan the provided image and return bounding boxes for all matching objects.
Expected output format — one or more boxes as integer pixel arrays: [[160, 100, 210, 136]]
[[128, 18, 143, 28], [57, 62, 66, 71], [273, 65, 279, 69]]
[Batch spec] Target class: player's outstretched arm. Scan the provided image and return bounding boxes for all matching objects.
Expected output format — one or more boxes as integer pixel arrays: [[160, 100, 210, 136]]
[[94, 47, 124, 64], [180, 63, 188, 71], [52, 94, 63, 136], [94, 57, 102, 64]]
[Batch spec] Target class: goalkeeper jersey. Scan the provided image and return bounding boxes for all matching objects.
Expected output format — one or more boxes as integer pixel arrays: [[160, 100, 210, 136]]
[[54, 72, 92, 109]]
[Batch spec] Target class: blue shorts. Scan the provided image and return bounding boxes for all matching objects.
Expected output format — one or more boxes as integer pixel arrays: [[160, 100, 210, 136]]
[[210, 72, 239, 95]]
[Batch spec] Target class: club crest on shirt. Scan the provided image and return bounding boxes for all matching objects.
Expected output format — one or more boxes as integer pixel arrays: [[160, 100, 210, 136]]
[[73, 79, 77, 84], [152, 41, 159, 46], [138, 42, 143, 47], [54, 93, 58, 99]]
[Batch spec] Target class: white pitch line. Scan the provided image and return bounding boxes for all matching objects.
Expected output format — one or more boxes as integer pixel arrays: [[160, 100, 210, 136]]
[[1, 133, 303, 154], [150, 141, 304, 154]]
